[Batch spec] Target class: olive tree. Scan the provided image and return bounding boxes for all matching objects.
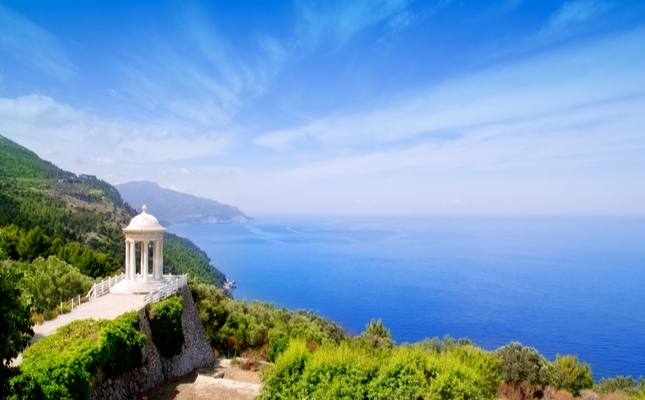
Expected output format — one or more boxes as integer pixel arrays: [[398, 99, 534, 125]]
[[495, 342, 550, 387]]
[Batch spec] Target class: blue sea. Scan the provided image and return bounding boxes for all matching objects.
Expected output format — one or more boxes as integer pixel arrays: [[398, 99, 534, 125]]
[[168, 216, 645, 379]]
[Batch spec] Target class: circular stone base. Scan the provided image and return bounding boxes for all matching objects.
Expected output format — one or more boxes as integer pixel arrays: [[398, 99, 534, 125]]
[[110, 277, 168, 295]]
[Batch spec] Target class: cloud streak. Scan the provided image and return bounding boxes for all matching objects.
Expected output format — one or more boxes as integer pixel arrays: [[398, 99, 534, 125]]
[[292, 0, 411, 50], [0, 5, 76, 79], [254, 27, 645, 157], [0, 95, 231, 170], [547, 0, 611, 29]]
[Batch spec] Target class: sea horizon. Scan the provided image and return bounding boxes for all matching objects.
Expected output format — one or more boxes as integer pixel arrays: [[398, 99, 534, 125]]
[[168, 214, 645, 380]]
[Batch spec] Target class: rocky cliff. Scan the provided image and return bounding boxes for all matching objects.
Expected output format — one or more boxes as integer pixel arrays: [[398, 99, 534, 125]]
[[90, 286, 215, 400]]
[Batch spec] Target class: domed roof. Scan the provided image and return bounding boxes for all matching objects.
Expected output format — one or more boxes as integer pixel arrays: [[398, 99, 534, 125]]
[[124, 205, 165, 232]]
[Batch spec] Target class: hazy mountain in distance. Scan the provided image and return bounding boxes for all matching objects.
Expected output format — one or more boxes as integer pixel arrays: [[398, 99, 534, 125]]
[[116, 181, 250, 225]]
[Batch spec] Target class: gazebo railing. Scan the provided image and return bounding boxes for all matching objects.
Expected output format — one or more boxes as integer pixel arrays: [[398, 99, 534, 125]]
[[143, 274, 188, 304], [86, 273, 126, 300]]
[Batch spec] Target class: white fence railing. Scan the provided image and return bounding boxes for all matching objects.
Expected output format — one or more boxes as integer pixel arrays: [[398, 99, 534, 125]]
[[86, 273, 126, 300], [143, 274, 188, 304]]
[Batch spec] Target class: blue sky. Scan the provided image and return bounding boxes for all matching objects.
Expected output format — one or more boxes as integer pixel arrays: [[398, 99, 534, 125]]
[[1, 0, 644, 215]]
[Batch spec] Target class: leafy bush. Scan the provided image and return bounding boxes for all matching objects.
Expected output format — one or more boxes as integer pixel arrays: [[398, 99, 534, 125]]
[[21, 256, 94, 314], [424, 354, 495, 400], [367, 347, 432, 399], [0, 264, 33, 398], [260, 340, 501, 400], [548, 354, 594, 396], [451, 345, 502, 395], [596, 376, 643, 396], [269, 337, 290, 363], [13, 312, 146, 400], [358, 318, 395, 349], [301, 342, 377, 400], [416, 335, 472, 354], [495, 342, 550, 387], [98, 312, 147, 377], [147, 295, 185, 358], [191, 281, 346, 357], [260, 340, 312, 400]]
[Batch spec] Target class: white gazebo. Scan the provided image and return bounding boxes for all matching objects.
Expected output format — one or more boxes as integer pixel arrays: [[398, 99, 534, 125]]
[[111, 205, 168, 294]]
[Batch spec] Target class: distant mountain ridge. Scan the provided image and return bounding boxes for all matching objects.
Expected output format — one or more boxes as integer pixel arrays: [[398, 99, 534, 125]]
[[116, 181, 250, 225]]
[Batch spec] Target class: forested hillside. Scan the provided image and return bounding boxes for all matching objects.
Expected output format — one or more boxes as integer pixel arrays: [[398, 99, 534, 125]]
[[0, 134, 225, 285]]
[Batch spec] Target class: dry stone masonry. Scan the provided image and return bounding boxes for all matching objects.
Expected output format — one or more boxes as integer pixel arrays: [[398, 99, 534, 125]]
[[90, 286, 216, 400]]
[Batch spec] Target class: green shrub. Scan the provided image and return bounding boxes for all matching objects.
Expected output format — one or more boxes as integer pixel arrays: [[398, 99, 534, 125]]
[[425, 355, 493, 400], [269, 337, 290, 363], [451, 345, 502, 396], [367, 347, 431, 399], [98, 312, 147, 377], [13, 256, 93, 315], [301, 343, 377, 400], [358, 318, 395, 349], [548, 354, 594, 396], [0, 264, 33, 398], [191, 281, 346, 356], [13, 312, 146, 400], [147, 295, 185, 358], [18, 319, 104, 399], [415, 335, 472, 354], [260, 339, 501, 400], [595, 376, 643, 396], [495, 342, 550, 387], [260, 340, 311, 400]]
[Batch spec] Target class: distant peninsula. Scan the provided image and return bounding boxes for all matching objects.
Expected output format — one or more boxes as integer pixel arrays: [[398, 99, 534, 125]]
[[116, 180, 251, 226]]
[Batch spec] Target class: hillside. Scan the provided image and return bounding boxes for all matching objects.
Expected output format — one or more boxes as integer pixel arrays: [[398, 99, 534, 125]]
[[0, 134, 225, 286], [116, 180, 250, 225]]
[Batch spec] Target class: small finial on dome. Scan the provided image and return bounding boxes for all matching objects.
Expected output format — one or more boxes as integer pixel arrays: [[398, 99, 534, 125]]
[[142, 205, 148, 213]]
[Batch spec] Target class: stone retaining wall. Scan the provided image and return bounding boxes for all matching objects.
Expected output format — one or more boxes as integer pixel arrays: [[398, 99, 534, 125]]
[[90, 285, 215, 400]]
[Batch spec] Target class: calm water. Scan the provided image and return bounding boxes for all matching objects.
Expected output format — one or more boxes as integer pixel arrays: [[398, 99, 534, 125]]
[[168, 216, 645, 379]]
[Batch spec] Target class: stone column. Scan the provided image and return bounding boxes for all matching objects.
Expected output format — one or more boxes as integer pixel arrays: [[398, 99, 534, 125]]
[[142, 240, 149, 280], [130, 240, 136, 279], [152, 241, 159, 279], [124, 240, 130, 279], [158, 240, 164, 279]]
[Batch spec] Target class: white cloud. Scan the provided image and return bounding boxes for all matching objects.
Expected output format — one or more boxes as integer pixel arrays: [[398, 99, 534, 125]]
[[264, 93, 645, 182], [0, 5, 76, 79], [0, 95, 232, 172], [91, 157, 116, 165]]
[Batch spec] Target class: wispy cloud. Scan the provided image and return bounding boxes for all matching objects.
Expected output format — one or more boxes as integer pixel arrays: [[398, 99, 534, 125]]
[[109, 1, 419, 132], [293, 0, 410, 49], [255, 26, 645, 154], [0, 95, 232, 171], [112, 7, 282, 132], [0, 5, 76, 79], [545, 0, 612, 31]]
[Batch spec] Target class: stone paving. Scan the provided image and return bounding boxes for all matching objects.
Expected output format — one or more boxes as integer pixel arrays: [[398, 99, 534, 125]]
[[13, 293, 145, 366], [30, 293, 146, 343]]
